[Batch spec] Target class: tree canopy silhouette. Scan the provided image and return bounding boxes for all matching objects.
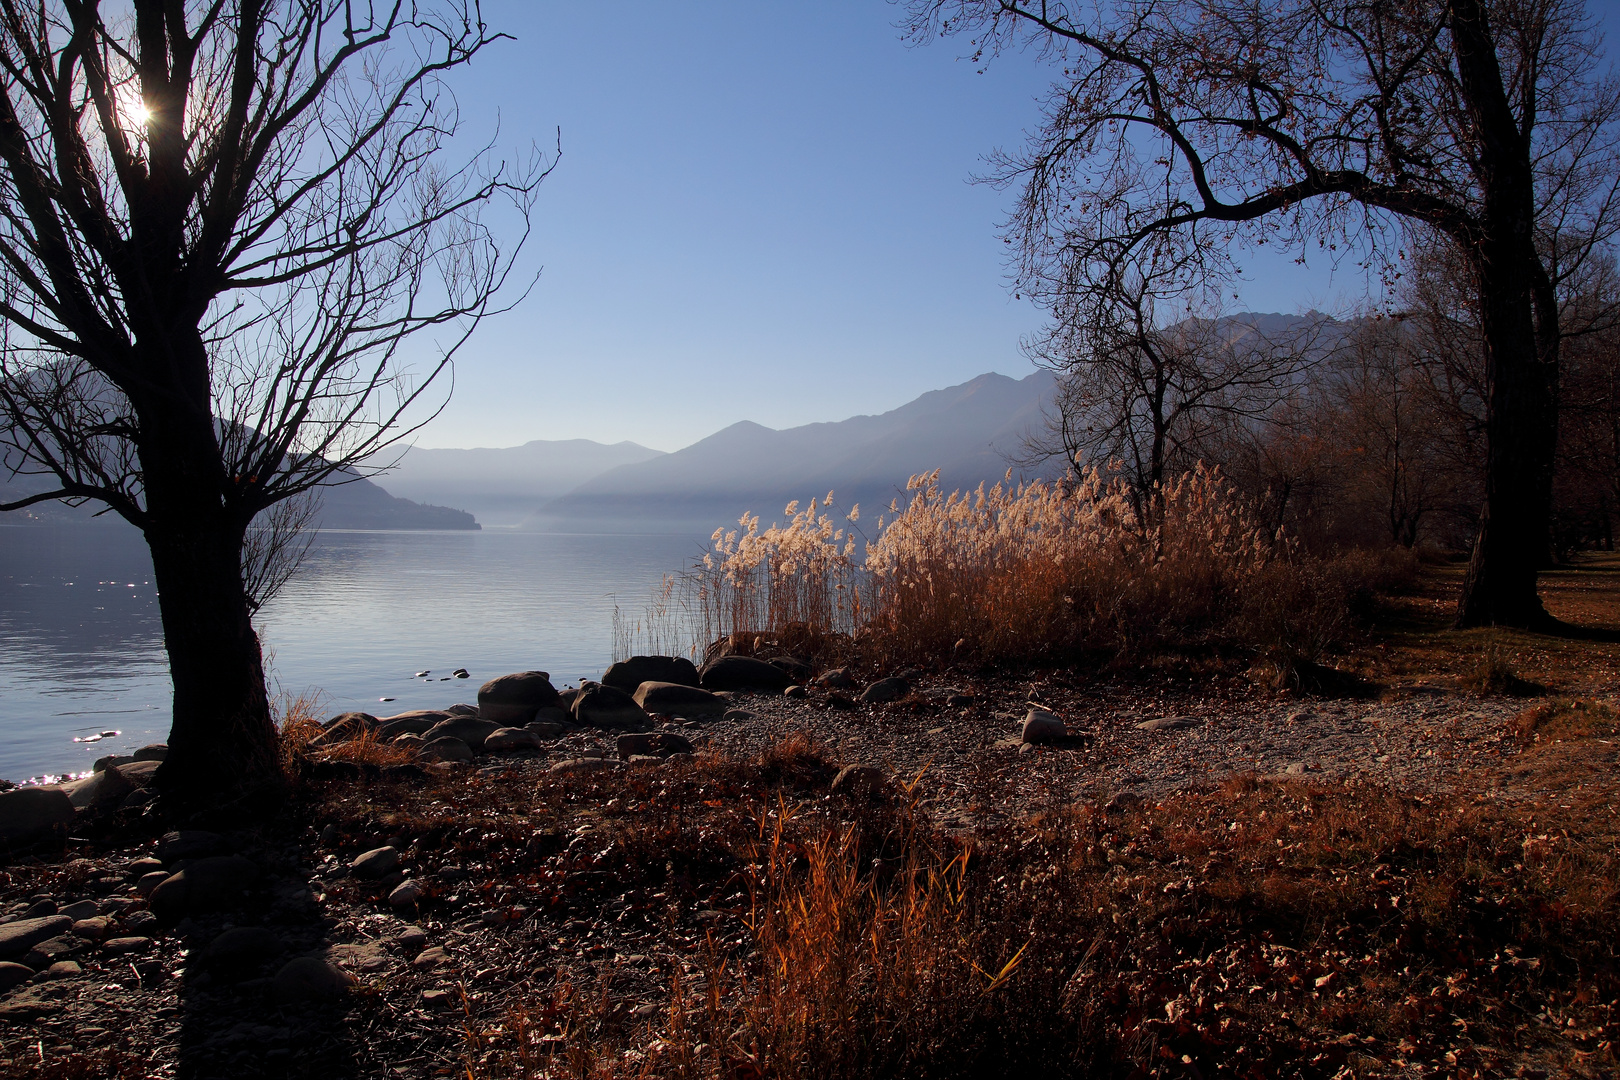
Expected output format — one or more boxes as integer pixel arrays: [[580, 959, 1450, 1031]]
[[907, 0, 1620, 628], [0, 0, 546, 808]]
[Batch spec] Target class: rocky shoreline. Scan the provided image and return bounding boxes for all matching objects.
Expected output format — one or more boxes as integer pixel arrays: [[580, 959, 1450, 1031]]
[[0, 652, 1570, 1077]]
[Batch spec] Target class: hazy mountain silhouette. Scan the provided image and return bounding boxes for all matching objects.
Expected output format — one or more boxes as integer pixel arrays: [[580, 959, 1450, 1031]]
[[528, 370, 1059, 533], [0, 467, 476, 531], [363, 439, 666, 528]]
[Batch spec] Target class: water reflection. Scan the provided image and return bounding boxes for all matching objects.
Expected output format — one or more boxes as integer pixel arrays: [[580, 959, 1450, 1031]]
[[0, 524, 704, 781]]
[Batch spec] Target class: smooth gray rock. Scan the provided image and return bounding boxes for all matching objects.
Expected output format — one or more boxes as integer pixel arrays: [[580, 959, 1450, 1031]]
[[0, 916, 72, 959], [571, 683, 648, 728], [484, 727, 542, 752], [147, 855, 261, 921], [812, 667, 858, 689], [1021, 708, 1067, 745], [421, 716, 500, 750], [699, 656, 793, 694], [1136, 716, 1200, 732], [388, 879, 424, 909], [477, 671, 560, 725], [349, 846, 400, 879], [859, 677, 910, 704], [549, 757, 622, 774], [615, 732, 694, 760], [633, 681, 727, 716], [117, 759, 161, 786], [831, 765, 886, 798], [272, 956, 355, 1004], [376, 710, 451, 740], [100, 935, 151, 956], [602, 655, 700, 693], [308, 711, 377, 746], [421, 736, 474, 763], [0, 787, 74, 843]]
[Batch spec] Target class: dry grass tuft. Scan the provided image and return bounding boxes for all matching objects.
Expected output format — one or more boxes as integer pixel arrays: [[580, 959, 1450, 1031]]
[[629, 465, 1409, 673]]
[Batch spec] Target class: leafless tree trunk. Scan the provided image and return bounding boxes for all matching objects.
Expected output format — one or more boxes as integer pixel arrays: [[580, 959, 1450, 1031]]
[[0, 1, 548, 810]]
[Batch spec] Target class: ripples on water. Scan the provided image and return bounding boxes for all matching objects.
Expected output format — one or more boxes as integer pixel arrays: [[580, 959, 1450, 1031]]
[[0, 524, 703, 781]]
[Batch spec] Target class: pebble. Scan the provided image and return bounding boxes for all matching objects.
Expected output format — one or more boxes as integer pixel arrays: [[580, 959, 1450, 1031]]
[[388, 879, 424, 909], [412, 946, 449, 970]]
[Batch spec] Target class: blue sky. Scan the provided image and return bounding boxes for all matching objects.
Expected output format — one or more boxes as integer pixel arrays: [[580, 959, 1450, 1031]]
[[412, 1, 1617, 452]]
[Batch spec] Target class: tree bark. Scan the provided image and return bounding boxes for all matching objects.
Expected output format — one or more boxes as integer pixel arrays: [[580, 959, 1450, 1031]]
[[1452, 0, 1559, 629], [135, 363, 282, 811]]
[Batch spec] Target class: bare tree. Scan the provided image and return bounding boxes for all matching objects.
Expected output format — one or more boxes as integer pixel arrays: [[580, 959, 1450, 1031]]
[[1022, 257, 1333, 493], [906, 0, 1620, 628], [0, 1, 547, 809]]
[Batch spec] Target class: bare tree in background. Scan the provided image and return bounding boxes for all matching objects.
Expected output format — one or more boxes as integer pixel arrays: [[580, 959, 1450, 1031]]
[[907, 0, 1620, 628], [1022, 257, 1331, 494], [0, 1, 547, 809]]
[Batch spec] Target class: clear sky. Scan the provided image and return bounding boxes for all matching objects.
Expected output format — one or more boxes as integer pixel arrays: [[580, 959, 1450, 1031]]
[[410, 1, 1619, 452]]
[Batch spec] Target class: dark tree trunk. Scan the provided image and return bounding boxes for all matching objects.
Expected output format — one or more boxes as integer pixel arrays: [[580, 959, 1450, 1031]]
[[1455, 238, 1559, 627], [135, 359, 282, 811], [1453, 0, 1559, 629]]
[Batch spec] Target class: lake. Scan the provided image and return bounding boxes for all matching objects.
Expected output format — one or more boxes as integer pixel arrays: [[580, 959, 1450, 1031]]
[[0, 524, 706, 782]]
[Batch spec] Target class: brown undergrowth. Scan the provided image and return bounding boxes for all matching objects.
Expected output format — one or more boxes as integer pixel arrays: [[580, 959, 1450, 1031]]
[[395, 726, 1620, 1078]]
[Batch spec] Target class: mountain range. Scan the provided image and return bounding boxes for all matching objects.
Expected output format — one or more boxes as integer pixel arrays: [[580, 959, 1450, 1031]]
[[523, 369, 1059, 532]]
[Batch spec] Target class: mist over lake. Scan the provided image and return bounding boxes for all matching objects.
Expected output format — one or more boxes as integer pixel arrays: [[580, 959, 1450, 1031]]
[[0, 524, 702, 782]]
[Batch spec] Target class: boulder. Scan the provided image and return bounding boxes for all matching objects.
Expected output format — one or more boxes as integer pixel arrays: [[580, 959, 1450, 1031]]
[[446, 702, 479, 715], [484, 727, 542, 752], [830, 765, 886, 799], [70, 918, 109, 941], [156, 829, 224, 864], [23, 934, 82, 969], [204, 927, 284, 981], [615, 732, 695, 760], [812, 667, 858, 690], [57, 901, 97, 922], [0, 963, 31, 991], [376, 710, 451, 740], [1021, 708, 1067, 745], [388, 879, 424, 909], [602, 655, 700, 693], [92, 754, 135, 773], [421, 716, 499, 750], [117, 760, 161, 786], [633, 682, 728, 717], [528, 706, 571, 728], [477, 671, 560, 724], [132, 744, 167, 762], [421, 736, 474, 763], [272, 956, 355, 1005], [571, 683, 649, 728], [766, 656, 812, 683], [308, 711, 377, 747], [699, 656, 794, 694], [859, 677, 910, 704], [63, 764, 136, 811], [101, 936, 152, 956], [0, 787, 74, 843], [0, 916, 72, 960], [349, 846, 400, 879], [147, 855, 261, 922]]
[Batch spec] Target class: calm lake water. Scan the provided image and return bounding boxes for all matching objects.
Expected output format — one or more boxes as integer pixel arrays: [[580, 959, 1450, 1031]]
[[0, 524, 705, 782]]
